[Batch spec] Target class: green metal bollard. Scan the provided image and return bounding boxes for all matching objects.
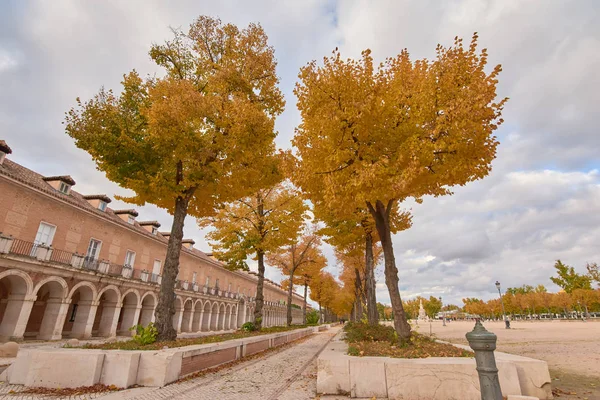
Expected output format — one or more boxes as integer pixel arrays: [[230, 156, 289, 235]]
[[465, 320, 503, 400]]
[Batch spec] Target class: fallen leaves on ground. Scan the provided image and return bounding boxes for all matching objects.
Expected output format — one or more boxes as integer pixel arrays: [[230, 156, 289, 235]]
[[347, 333, 472, 359], [15, 384, 121, 396]]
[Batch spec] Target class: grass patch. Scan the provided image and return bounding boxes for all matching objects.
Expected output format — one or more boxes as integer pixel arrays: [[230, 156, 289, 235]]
[[82, 325, 312, 351], [343, 322, 472, 359]]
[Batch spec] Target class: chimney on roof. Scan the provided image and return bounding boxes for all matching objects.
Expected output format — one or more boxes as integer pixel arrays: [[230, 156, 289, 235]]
[[182, 239, 195, 250], [0, 140, 12, 165]]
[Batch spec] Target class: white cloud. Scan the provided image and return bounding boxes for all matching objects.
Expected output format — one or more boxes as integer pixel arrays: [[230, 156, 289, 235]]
[[1, 0, 599, 308]]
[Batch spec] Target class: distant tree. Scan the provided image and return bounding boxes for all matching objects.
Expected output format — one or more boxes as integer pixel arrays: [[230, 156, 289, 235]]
[[267, 233, 326, 325], [586, 262, 600, 288], [506, 285, 534, 295], [200, 182, 308, 329], [376, 302, 386, 320], [425, 296, 442, 318], [65, 16, 284, 340], [552, 291, 573, 316], [571, 289, 598, 318], [550, 260, 592, 293]]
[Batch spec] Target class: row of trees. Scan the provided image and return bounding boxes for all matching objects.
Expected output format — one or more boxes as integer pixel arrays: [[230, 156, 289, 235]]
[[65, 15, 506, 341]]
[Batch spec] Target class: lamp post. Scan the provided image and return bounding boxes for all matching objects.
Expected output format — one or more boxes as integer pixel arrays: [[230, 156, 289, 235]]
[[495, 281, 510, 329], [439, 296, 446, 326]]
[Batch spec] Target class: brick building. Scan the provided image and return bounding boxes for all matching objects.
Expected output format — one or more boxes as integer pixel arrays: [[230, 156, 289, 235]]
[[0, 140, 304, 341]]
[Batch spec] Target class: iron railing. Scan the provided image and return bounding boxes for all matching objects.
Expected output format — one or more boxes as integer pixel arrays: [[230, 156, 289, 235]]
[[82, 256, 99, 271], [150, 273, 160, 283], [49, 248, 73, 264], [10, 238, 38, 258]]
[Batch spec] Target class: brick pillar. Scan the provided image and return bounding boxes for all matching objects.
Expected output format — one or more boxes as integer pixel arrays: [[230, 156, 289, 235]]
[[119, 304, 141, 335], [0, 294, 37, 340], [70, 300, 98, 339], [37, 299, 71, 340], [98, 301, 122, 337]]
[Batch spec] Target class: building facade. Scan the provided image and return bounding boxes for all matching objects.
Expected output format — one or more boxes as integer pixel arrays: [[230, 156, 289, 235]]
[[0, 141, 304, 341]]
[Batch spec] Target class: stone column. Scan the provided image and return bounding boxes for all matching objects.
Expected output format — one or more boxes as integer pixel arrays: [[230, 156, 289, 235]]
[[72, 300, 99, 339], [0, 294, 37, 340], [98, 301, 122, 337], [119, 304, 141, 335], [37, 299, 71, 340], [172, 308, 184, 333], [205, 311, 212, 332]]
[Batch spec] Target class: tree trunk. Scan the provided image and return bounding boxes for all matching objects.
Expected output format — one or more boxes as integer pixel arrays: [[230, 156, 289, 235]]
[[354, 268, 364, 321], [365, 230, 379, 325], [302, 282, 308, 324], [286, 269, 295, 326], [254, 249, 266, 329], [368, 199, 411, 342], [319, 302, 322, 324], [155, 195, 189, 341]]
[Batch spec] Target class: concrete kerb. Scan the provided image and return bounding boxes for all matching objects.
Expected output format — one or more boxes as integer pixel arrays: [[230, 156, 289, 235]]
[[1, 325, 326, 389], [317, 330, 552, 400]]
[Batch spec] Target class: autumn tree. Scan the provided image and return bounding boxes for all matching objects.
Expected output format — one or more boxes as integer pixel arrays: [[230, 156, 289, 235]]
[[309, 270, 338, 323], [550, 260, 592, 293], [267, 233, 326, 325], [586, 262, 600, 288], [283, 253, 326, 323], [293, 34, 506, 341], [200, 182, 307, 329], [65, 16, 284, 340], [425, 296, 442, 318]]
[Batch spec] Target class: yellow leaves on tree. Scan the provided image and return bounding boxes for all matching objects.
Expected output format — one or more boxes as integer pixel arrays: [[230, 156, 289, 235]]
[[199, 182, 308, 328], [64, 16, 284, 340], [267, 233, 327, 325], [292, 34, 506, 341]]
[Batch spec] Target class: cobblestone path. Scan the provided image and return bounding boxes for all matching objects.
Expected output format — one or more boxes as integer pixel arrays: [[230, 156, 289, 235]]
[[0, 327, 349, 400]]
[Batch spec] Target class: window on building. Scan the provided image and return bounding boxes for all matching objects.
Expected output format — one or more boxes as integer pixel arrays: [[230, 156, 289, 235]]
[[34, 222, 56, 246], [215, 279, 220, 288], [205, 276, 210, 286], [237, 286, 240, 294], [86, 238, 102, 260], [152, 259, 162, 276], [151, 227, 158, 235], [228, 283, 232, 292], [192, 272, 197, 284], [98, 201, 107, 211], [69, 304, 78, 322], [127, 215, 135, 224], [124, 250, 136, 267], [58, 181, 70, 194]]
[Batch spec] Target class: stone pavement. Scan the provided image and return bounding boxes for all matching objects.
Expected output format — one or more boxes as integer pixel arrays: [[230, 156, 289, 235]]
[[0, 326, 356, 400]]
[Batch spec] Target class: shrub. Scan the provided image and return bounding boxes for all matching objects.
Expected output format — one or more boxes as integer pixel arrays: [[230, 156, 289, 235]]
[[306, 309, 320, 325], [344, 322, 397, 344], [241, 322, 256, 332], [129, 323, 158, 345]]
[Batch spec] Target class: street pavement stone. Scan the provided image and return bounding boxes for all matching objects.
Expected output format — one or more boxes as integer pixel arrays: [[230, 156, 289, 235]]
[[0, 327, 354, 400]]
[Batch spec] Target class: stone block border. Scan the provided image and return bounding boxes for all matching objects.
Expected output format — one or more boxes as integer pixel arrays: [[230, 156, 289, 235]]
[[317, 333, 552, 400], [1, 325, 331, 389]]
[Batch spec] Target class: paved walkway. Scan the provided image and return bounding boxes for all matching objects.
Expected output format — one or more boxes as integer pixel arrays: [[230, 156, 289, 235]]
[[0, 327, 353, 400]]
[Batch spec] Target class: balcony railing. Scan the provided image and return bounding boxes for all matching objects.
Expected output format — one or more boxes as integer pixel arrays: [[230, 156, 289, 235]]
[[1, 234, 252, 302]]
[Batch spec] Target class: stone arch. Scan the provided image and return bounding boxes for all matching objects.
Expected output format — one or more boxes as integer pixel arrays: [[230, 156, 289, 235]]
[[26, 276, 69, 340], [0, 270, 35, 340], [118, 290, 140, 335], [181, 298, 194, 333], [93, 285, 121, 337], [138, 292, 156, 326], [201, 300, 212, 331], [210, 302, 219, 331], [63, 281, 97, 338], [120, 288, 141, 306], [236, 300, 246, 328], [67, 281, 98, 303], [32, 276, 68, 299]]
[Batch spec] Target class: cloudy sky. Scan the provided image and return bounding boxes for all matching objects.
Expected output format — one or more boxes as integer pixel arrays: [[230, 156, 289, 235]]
[[1, 0, 599, 307]]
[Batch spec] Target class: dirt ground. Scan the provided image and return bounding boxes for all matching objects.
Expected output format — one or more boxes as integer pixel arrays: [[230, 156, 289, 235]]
[[418, 319, 600, 400]]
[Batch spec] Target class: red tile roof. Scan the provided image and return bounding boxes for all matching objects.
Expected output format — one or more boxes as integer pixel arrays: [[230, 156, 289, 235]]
[[82, 194, 112, 203], [138, 221, 161, 227], [42, 175, 76, 185], [114, 209, 139, 217]]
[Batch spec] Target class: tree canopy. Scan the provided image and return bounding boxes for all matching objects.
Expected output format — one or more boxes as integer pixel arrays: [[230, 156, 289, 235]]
[[65, 16, 284, 339]]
